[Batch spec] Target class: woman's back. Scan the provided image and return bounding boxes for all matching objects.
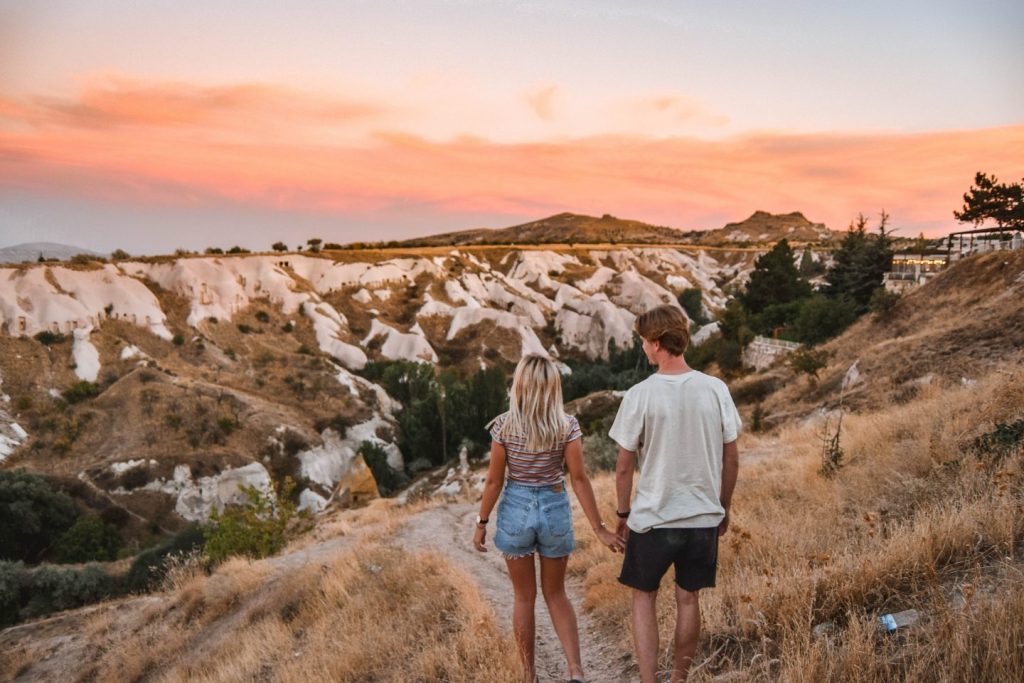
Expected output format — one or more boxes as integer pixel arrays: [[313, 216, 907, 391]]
[[490, 412, 582, 486]]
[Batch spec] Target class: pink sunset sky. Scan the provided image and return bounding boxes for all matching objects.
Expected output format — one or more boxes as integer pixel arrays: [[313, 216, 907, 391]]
[[1, 1, 1022, 253]]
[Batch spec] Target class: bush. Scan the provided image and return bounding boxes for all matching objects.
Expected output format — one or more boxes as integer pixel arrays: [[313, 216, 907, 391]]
[[789, 294, 859, 345], [34, 330, 66, 346], [62, 381, 99, 404], [358, 441, 408, 496], [790, 347, 833, 387], [237, 324, 254, 334], [54, 514, 122, 563], [125, 524, 205, 592], [203, 479, 297, 565], [110, 249, 130, 260], [1, 561, 119, 626], [281, 322, 294, 333], [732, 377, 778, 405], [869, 286, 901, 322], [313, 414, 352, 437], [21, 564, 118, 620], [172, 333, 185, 346], [255, 310, 270, 323], [0, 470, 80, 563]]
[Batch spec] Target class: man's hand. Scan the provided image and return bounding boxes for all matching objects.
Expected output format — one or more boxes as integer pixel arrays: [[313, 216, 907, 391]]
[[616, 517, 630, 543], [473, 524, 487, 552], [718, 511, 730, 537]]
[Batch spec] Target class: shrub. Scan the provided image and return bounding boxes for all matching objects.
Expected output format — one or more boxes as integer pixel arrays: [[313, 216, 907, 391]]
[[21, 564, 118, 620], [203, 479, 297, 565], [54, 514, 122, 563], [125, 524, 205, 592], [313, 414, 352, 437], [110, 249, 130, 260], [216, 417, 237, 435], [582, 432, 619, 472], [732, 377, 777, 405], [790, 294, 859, 345], [255, 310, 270, 323], [790, 347, 833, 387], [62, 381, 99, 404], [282, 321, 294, 333], [34, 330, 65, 346], [237, 324, 254, 334], [869, 286, 901, 322], [172, 333, 185, 346], [0, 470, 80, 562], [358, 441, 408, 496]]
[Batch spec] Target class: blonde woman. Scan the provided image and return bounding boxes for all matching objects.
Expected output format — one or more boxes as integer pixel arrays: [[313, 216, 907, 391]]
[[473, 354, 624, 683]]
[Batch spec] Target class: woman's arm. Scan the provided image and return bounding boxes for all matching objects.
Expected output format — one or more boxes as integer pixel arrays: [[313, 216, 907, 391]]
[[473, 440, 506, 552], [565, 438, 625, 552]]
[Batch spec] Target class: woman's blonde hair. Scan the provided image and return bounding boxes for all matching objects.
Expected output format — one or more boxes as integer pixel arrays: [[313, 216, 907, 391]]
[[499, 354, 567, 451]]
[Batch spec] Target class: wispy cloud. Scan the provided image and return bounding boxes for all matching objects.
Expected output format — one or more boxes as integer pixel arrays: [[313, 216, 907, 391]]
[[1, 78, 1021, 236]]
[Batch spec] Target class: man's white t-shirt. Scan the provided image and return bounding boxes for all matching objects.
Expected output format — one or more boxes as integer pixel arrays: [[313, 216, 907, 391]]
[[608, 370, 741, 532]]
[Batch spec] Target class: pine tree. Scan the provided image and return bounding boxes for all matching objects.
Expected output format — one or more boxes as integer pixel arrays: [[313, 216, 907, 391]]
[[739, 239, 811, 315], [825, 212, 893, 309]]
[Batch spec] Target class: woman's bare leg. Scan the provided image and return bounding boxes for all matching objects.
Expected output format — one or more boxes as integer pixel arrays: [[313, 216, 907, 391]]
[[506, 555, 538, 682], [539, 555, 584, 680]]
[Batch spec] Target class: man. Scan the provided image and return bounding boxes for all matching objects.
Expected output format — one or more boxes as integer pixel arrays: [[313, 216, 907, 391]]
[[609, 304, 740, 683]]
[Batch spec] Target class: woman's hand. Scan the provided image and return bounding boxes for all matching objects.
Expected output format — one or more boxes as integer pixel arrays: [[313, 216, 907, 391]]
[[596, 525, 625, 553], [473, 524, 488, 552]]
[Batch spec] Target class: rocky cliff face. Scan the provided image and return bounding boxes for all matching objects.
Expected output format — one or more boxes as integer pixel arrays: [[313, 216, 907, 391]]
[[0, 245, 756, 531]]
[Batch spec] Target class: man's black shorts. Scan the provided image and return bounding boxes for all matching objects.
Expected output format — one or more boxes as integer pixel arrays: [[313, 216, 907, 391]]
[[618, 526, 719, 592]]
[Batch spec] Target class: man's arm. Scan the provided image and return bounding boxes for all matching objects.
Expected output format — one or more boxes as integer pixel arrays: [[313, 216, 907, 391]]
[[615, 446, 636, 539], [718, 440, 738, 536]]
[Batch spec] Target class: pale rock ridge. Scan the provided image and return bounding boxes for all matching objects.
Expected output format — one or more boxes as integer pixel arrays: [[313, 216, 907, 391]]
[[0, 265, 172, 339], [120, 462, 274, 522], [363, 318, 438, 363]]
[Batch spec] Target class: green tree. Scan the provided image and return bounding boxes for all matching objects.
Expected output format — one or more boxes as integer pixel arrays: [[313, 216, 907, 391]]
[[271, 241, 288, 252], [825, 212, 894, 309], [306, 238, 323, 253], [54, 514, 121, 563], [0, 471, 80, 563], [954, 172, 1024, 229], [739, 239, 811, 317], [789, 295, 859, 345], [789, 347, 833, 387], [110, 249, 130, 260], [678, 288, 706, 325]]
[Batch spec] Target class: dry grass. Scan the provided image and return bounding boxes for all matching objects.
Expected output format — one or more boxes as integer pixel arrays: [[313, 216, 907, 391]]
[[569, 367, 1024, 681], [64, 539, 518, 683]]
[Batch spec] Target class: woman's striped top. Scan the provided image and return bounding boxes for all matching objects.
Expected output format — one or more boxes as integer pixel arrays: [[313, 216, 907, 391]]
[[489, 412, 583, 486]]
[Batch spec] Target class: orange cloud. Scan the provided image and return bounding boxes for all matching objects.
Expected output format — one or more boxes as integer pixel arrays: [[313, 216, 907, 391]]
[[1, 80, 1021, 237], [11, 77, 390, 134]]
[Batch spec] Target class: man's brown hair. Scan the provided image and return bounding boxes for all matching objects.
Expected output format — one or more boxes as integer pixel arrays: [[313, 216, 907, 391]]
[[634, 304, 691, 356]]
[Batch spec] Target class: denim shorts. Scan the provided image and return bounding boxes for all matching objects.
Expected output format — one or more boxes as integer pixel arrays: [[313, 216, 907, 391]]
[[494, 480, 576, 559]]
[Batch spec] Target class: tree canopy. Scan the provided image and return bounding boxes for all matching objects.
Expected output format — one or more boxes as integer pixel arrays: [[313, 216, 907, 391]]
[[825, 212, 894, 310], [954, 172, 1024, 230], [739, 239, 811, 317]]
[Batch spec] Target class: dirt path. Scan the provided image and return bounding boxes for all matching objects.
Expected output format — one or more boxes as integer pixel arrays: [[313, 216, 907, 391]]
[[394, 502, 633, 683]]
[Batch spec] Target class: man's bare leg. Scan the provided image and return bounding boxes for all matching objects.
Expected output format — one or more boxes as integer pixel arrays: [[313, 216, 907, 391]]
[[670, 586, 701, 682], [631, 588, 660, 683], [506, 555, 538, 683]]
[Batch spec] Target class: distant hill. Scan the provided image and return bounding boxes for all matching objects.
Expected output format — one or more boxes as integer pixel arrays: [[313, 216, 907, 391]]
[[396, 211, 836, 248], [398, 212, 701, 247], [0, 242, 104, 264], [696, 211, 836, 245]]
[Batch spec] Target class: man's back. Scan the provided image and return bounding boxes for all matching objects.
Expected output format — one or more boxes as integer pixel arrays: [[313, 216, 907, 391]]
[[609, 370, 741, 532]]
